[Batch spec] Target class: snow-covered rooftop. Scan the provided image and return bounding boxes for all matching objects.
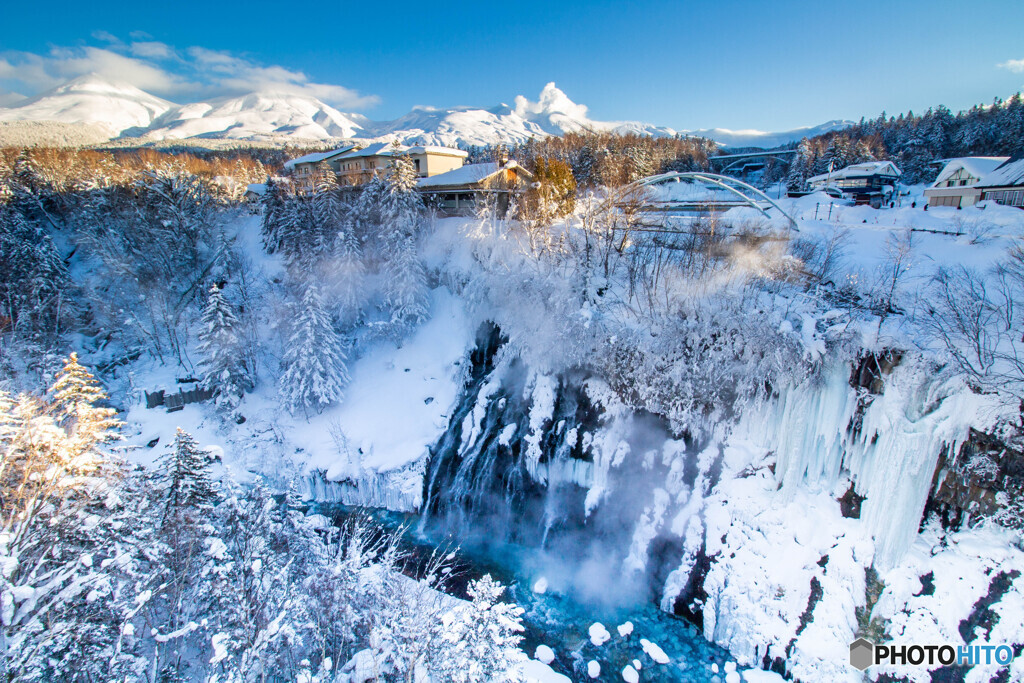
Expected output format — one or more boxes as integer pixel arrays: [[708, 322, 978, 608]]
[[977, 155, 1024, 188], [406, 145, 468, 158], [807, 161, 901, 185], [416, 161, 530, 189], [338, 141, 402, 159], [932, 157, 1009, 186], [284, 145, 356, 169], [336, 142, 466, 160]]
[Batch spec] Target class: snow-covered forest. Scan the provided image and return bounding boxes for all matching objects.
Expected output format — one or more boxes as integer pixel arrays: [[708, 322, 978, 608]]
[[785, 93, 1024, 186], [3, 86, 1024, 683]]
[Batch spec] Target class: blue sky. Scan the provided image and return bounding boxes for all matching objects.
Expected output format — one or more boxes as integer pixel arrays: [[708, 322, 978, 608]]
[[2, 0, 1024, 132]]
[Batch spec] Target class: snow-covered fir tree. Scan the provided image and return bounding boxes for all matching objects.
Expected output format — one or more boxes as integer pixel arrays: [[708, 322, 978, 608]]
[[431, 575, 525, 683], [147, 428, 221, 682], [279, 284, 350, 415], [380, 151, 429, 332], [205, 481, 320, 681], [326, 217, 365, 327], [157, 427, 217, 512], [786, 137, 814, 191], [50, 352, 120, 461], [351, 174, 386, 244], [0, 199, 69, 339], [197, 284, 253, 409], [0, 357, 142, 680], [383, 234, 429, 332], [278, 197, 314, 266], [312, 161, 342, 239], [259, 178, 287, 254]]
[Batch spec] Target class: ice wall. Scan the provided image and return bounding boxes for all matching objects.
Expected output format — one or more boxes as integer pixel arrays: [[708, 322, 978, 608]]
[[737, 355, 993, 569], [304, 462, 425, 512]]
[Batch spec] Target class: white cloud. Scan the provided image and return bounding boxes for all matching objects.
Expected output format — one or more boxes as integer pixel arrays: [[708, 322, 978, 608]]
[[91, 30, 121, 44], [48, 46, 195, 94], [0, 90, 26, 107], [998, 58, 1024, 73], [129, 41, 174, 59], [0, 46, 194, 97], [182, 46, 378, 108], [0, 35, 378, 110]]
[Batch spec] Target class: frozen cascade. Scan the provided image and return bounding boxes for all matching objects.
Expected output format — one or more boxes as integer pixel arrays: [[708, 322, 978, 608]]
[[420, 322, 706, 607], [304, 463, 425, 512], [736, 354, 997, 569]]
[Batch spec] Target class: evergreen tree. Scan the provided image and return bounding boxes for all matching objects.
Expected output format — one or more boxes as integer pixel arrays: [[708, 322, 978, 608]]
[[157, 428, 217, 512], [312, 162, 343, 232], [12, 150, 43, 195], [147, 428, 221, 682], [374, 150, 429, 333], [786, 138, 814, 192], [429, 574, 524, 682], [525, 157, 577, 222], [351, 174, 386, 244], [387, 144, 419, 194], [381, 149, 423, 242], [205, 481, 324, 681], [0, 202, 69, 338], [0, 359, 145, 680], [624, 144, 654, 182], [308, 162, 344, 261], [279, 285, 350, 415], [279, 197, 314, 266], [260, 178, 287, 254], [50, 352, 120, 460], [326, 217, 365, 327], [383, 235, 429, 332], [197, 284, 253, 408]]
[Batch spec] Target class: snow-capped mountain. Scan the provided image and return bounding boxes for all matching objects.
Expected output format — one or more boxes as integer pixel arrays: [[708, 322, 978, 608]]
[[0, 74, 172, 136], [0, 76, 850, 148], [685, 120, 854, 149], [356, 83, 844, 147], [507, 82, 678, 139], [357, 104, 550, 147], [128, 91, 369, 141]]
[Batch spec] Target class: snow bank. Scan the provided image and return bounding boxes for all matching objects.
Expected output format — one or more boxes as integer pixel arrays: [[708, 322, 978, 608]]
[[588, 622, 611, 646], [700, 457, 871, 682], [299, 288, 474, 508], [871, 522, 1024, 683], [520, 659, 571, 683]]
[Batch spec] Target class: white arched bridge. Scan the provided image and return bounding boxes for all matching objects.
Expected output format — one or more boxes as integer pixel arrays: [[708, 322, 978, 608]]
[[623, 171, 798, 232]]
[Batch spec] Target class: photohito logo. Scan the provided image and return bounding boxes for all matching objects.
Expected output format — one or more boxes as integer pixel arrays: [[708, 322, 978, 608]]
[[849, 638, 1016, 671]]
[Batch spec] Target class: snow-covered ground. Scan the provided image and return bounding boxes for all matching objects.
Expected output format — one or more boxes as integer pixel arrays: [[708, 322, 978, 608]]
[[122, 286, 474, 510], [101, 187, 1024, 682]]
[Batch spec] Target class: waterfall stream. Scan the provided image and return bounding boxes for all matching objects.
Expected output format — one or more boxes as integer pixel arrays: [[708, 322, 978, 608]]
[[317, 504, 730, 682]]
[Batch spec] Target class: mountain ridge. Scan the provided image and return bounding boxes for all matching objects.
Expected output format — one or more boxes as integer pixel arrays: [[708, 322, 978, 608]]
[[0, 73, 174, 137], [0, 75, 852, 149]]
